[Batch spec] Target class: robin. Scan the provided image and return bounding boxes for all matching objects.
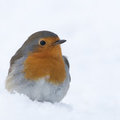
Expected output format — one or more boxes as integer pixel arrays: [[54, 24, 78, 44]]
[[6, 31, 70, 103]]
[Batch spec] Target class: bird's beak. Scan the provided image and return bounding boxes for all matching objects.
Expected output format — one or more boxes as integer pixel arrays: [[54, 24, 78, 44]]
[[54, 40, 66, 45]]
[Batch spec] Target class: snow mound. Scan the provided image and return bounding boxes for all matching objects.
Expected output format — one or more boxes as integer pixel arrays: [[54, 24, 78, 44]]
[[0, 90, 80, 120]]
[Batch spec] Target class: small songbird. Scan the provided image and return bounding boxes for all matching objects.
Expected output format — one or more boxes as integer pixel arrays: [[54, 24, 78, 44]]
[[6, 31, 70, 103]]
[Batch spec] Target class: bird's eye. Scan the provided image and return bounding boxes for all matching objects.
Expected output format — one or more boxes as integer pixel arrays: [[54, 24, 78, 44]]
[[39, 40, 46, 46]]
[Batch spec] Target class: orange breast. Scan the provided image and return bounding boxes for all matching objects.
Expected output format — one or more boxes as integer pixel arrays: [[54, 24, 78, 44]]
[[23, 46, 66, 84]]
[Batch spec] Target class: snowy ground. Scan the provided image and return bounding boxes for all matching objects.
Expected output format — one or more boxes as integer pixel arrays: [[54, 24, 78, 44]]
[[0, 0, 120, 120]]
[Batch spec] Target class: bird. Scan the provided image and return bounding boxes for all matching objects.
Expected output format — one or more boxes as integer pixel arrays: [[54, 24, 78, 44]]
[[5, 31, 70, 103]]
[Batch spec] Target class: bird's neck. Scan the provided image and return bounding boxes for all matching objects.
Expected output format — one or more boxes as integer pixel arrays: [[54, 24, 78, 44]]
[[24, 45, 66, 84], [34, 45, 62, 58]]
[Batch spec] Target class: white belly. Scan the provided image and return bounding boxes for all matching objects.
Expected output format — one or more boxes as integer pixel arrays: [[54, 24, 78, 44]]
[[17, 78, 69, 102]]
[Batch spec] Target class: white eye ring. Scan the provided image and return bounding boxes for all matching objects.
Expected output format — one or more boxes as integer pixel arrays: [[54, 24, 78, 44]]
[[39, 40, 46, 46]]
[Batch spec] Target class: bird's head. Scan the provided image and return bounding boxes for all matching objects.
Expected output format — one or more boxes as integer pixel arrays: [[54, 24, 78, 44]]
[[22, 31, 66, 57]]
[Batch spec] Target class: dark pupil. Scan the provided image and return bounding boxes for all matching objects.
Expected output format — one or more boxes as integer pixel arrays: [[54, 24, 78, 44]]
[[40, 40, 46, 46]]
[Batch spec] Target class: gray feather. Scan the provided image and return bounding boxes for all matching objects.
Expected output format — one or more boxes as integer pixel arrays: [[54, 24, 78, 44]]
[[63, 56, 71, 81]]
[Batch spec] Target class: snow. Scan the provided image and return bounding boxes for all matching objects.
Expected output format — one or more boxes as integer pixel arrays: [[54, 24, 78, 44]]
[[0, 0, 120, 120]]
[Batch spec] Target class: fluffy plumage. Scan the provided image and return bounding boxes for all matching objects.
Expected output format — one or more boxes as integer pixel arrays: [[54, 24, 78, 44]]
[[6, 31, 70, 103]]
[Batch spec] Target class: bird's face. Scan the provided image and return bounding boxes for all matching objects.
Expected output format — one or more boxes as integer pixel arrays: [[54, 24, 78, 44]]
[[22, 31, 66, 55], [37, 37, 66, 52]]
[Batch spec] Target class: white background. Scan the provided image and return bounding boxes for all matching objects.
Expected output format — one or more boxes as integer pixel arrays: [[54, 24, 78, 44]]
[[0, 0, 120, 120]]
